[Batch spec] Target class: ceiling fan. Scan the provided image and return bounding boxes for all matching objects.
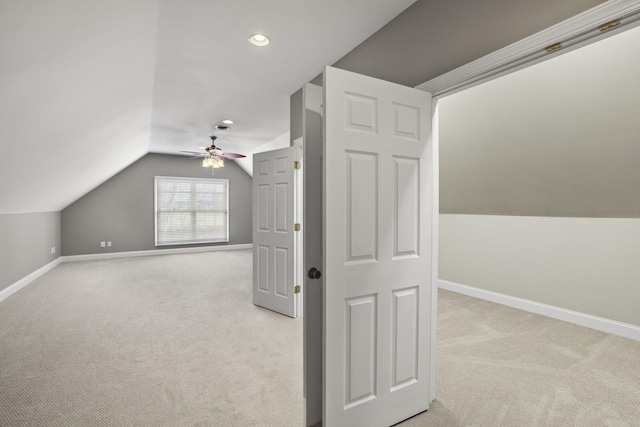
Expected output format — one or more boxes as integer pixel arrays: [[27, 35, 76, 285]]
[[181, 136, 246, 174]]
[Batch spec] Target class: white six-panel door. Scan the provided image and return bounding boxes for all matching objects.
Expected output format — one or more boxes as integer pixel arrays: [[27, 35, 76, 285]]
[[323, 66, 433, 426], [253, 147, 299, 317]]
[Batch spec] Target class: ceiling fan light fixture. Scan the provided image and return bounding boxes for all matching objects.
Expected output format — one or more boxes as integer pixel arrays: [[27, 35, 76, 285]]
[[183, 135, 246, 174], [249, 34, 270, 47]]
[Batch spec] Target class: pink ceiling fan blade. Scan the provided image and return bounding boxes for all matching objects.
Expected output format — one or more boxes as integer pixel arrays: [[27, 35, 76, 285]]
[[220, 152, 246, 159]]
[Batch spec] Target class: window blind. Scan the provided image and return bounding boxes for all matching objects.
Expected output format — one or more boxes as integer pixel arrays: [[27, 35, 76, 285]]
[[154, 176, 229, 246]]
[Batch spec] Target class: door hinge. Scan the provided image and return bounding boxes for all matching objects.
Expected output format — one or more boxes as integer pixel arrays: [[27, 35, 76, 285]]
[[294, 223, 301, 231], [544, 42, 562, 53], [599, 19, 620, 32], [295, 285, 301, 294], [294, 161, 301, 170]]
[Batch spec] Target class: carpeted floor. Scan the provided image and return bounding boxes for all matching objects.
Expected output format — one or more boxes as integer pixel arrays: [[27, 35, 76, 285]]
[[397, 290, 640, 427], [1, 250, 639, 426], [0, 250, 303, 426]]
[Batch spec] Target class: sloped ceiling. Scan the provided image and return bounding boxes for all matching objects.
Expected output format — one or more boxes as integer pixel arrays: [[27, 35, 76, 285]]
[[0, 0, 416, 214], [0, 0, 158, 213], [149, 0, 417, 156], [312, 0, 604, 87], [2, 0, 607, 214]]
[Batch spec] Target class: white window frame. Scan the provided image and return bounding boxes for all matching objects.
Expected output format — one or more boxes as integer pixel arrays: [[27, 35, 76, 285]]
[[154, 176, 229, 246]]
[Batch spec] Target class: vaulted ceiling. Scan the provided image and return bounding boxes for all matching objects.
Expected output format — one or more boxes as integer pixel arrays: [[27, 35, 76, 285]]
[[0, 0, 416, 213], [1, 0, 603, 214], [1, 1, 158, 214]]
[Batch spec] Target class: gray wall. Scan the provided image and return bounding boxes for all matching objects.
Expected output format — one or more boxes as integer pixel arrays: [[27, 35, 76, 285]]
[[312, 0, 603, 87], [62, 154, 252, 256], [439, 25, 640, 217], [0, 212, 61, 292], [298, 0, 603, 150], [437, 25, 640, 327], [290, 88, 303, 144]]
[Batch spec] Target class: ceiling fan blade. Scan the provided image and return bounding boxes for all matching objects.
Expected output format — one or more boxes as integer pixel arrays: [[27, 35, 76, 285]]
[[180, 150, 204, 155], [220, 152, 246, 159]]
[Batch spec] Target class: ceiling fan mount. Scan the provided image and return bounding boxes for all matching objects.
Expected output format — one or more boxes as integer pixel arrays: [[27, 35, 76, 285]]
[[204, 136, 224, 156], [180, 135, 246, 174]]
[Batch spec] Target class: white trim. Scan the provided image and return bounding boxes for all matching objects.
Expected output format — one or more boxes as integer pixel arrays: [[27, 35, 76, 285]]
[[428, 98, 440, 402], [0, 258, 63, 303], [294, 146, 304, 318], [0, 244, 253, 304], [439, 279, 640, 342], [62, 243, 252, 262], [417, 0, 640, 96]]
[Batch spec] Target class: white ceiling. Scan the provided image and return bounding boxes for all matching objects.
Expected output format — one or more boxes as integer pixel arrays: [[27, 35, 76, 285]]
[[0, 0, 158, 214], [150, 0, 417, 155], [0, 0, 415, 213]]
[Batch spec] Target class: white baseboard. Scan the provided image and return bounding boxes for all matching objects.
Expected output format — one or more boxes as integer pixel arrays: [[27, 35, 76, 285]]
[[61, 243, 253, 262], [0, 244, 253, 303], [439, 279, 640, 342], [0, 257, 63, 303]]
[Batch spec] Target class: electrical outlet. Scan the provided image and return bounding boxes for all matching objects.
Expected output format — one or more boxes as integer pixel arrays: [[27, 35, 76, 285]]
[[51, 247, 56, 254], [107, 241, 112, 247], [101, 241, 106, 248]]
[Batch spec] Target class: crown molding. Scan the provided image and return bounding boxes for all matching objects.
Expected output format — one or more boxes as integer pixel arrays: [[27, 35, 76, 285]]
[[417, 0, 640, 96]]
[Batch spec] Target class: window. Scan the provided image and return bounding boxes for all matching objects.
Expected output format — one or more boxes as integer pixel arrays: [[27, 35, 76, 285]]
[[154, 176, 229, 246]]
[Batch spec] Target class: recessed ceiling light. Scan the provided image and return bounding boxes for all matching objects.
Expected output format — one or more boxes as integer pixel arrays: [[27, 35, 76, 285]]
[[249, 34, 270, 47], [222, 119, 234, 125]]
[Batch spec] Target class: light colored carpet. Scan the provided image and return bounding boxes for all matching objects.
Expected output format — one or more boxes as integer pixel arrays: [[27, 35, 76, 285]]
[[397, 291, 640, 427], [0, 250, 303, 426], [1, 250, 640, 426]]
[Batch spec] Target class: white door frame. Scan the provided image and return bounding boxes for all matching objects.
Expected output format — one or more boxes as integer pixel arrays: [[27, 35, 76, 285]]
[[420, 0, 640, 400], [293, 139, 304, 318], [427, 100, 439, 399]]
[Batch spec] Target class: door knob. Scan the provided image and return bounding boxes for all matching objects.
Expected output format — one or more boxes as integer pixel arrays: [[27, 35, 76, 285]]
[[308, 268, 322, 279]]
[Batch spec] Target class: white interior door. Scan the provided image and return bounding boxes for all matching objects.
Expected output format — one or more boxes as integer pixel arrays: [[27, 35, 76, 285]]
[[323, 66, 433, 426], [253, 146, 300, 317]]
